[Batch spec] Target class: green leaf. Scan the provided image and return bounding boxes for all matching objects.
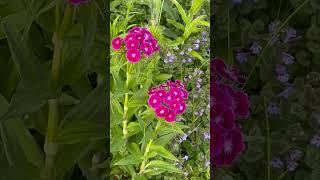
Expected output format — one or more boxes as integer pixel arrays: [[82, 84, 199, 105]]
[[145, 160, 183, 174], [189, 50, 205, 62], [114, 154, 143, 166], [170, 0, 189, 25], [6, 118, 44, 168], [1, 20, 49, 88], [0, 11, 28, 40], [167, 19, 185, 31], [154, 73, 172, 81], [150, 145, 178, 161], [189, 0, 205, 17], [127, 121, 141, 137], [0, 83, 51, 122]]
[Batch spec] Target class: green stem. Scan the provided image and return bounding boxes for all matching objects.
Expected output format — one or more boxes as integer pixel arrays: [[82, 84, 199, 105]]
[[139, 120, 162, 174], [122, 93, 129, 139], [264, 97, 271, 180], [42, 2, 72, 178]]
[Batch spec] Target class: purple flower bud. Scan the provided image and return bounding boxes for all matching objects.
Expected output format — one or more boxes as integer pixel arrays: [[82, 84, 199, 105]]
[[271, 157, 284, 169], [250, 42, 262, 55], [284, 27, 297, 43], [267, 102, 280, 115], [281, 52, 294, 65], [236, 52, 249, 63], [310, 134, 320, 148]]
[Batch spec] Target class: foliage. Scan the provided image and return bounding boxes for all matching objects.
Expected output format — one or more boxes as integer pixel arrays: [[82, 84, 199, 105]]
[[212, 0, 320, 179], [110, 0, 210, 179], [0, 0, 107, 179]]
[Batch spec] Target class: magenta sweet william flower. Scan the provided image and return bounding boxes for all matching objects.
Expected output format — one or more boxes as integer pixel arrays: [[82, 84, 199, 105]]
[[111, 36, 122, 50], [148, 94, 162, 109], [211, 104, 235, 129], [211, 126, 245, 167], [126, 49, 141, 63], [68, 0, 89, 5], [211, 57, 249, 167], [154, 89, 167, 100], [125, 39, 139, 50], [211, 122, 226, 157], [140, 42, 153, 57], [116, 27, 160, 63], [165, 110, 177, 122], [155, 106, 169, 118], [124, 33, 137, 42], [148, 80, 188, 122]]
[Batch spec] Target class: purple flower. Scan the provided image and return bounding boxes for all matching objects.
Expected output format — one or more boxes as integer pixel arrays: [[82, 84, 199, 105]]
[[250, 42, 262, 55], [203, 132, 210, 140], [288, 149, 303, 161], [284, 27, 297, 43], [126, 49, 141, 63], [281, 52, 294, 65], [155, 106, 169, 118], [268, 21, 280, 33], [140, 42, 153, 57], [275, 65, 289, 83], [211, 125, 245, 167], [271, 157, 284, 169], [310, 134, 320, 148], [148, 94, 162, 109], [182, 155, 189, 160], [267, 102, 280, 115], [236, 52, 249, 63], [211, 104, 235, 129], [111, 36, 122, 50], [180, 51, 185, 55], [211, 122, 226, 157], [194, 43, 200, 50], [125, 39, 139, 50], [286, 160, 299, 171]]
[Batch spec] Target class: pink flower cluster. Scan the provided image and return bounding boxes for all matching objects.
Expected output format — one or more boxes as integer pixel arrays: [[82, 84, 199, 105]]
[[210, 58, 250, 167], [148, 80, 188, 122], [111, 27, 160, 63]]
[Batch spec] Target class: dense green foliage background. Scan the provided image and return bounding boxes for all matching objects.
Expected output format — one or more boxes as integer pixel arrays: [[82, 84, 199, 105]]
[[0, 0, 108, 179], [212, 0, 320, 179]]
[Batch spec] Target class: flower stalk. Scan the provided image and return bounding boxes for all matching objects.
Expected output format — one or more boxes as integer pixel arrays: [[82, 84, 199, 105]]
[[139, 120, 162, 174], [42, 3, 72, 179]]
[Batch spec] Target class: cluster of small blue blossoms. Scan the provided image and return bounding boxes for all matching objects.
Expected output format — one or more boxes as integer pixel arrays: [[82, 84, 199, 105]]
[[271, 149, 303, 171], [163, 32, 209, 64]]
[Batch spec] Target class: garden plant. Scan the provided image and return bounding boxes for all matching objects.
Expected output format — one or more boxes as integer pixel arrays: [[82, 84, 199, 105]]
[[110, 0, 210, 179], [212, 0, 320, 179], [0, 0, 108, 179]]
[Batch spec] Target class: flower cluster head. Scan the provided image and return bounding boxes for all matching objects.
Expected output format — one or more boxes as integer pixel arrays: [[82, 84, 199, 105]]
[[148, 80, 188, 122], [211, 58, 249, 167], [111, 27, 160, 63]]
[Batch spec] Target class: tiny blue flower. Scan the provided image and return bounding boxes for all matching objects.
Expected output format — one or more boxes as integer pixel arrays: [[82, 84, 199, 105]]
[[250, 41, 262, 55], [182, 155, 189, 160], [236, 52, 249, 63], [310, 134, 320, 148], [270, 157, 283, 169], [267, 102, 280, 115], [281, 52, 294, 65]]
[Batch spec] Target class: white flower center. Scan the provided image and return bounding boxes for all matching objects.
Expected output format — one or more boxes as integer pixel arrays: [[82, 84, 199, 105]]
[[153, 99, 157, 103], [132, 53, 136, 58], [160, 110, 164, 114]]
